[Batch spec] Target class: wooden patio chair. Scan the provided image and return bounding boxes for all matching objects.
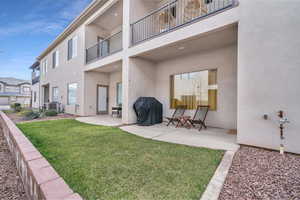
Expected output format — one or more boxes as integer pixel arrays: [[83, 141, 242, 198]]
[[188, 105, 209, 131], [166, 105, 187, 126]]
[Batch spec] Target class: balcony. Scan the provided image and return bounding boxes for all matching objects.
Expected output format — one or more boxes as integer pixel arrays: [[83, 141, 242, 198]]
[[86, 31, 123, 64], [131, 0, 236, 46], [32, 76, 40, 85]]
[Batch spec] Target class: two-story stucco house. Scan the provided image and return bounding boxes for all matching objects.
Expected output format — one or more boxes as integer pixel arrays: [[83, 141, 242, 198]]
[[0, 77, 31, 107], [33, 0, 300, 154]]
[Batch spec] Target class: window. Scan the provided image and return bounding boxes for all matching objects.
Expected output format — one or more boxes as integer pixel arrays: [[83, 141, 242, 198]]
[[67, 83, 77, 105], [52, 50, 59, 68], [98, 37, 109, 57], [23, 86, 30, 93], [34, 92, 37, 102], [5, 86, 19, 93], [170, 5, 176, 18], [116, 82, 122, 106], [42, 60, 48, 75], [68, 36, 78, 60], [170, 69, 217, 110], [205, 0, 213, 4], [52, 87, 59, 102]]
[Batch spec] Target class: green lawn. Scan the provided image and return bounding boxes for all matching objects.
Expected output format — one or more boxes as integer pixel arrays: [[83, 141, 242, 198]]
[[18, 119, 224, 200]]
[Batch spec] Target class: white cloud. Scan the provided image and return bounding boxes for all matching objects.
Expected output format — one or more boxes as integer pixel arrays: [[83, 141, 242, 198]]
[[0, 20, 65, 37], [0, 55, 35, 80], [0, 0, 91, 38], [60, 0, 91, 20]]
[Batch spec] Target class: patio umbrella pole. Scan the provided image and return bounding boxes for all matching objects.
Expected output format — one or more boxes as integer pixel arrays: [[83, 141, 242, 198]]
[[278, 110, 290, 155]]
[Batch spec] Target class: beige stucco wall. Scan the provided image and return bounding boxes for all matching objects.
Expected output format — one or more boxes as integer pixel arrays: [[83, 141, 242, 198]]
[[108, 70, 122, 114], [155, 45, 237, 129], [85, 24, 107, 49], [83, 69, 122, 116], [40, 25, 86, 115], [129, 0, 159, 23], [122, 57, 156, 124], [237, 0, 300, 154], [83, 71, 109, 116]]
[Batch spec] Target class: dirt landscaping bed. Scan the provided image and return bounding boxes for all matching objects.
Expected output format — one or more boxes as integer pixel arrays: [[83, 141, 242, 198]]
[[5, 112, 76, 124], [0, 127, 28, 200], [219, 146, 300, 200]]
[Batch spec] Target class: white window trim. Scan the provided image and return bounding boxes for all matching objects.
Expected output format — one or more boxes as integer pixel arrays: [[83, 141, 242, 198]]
[[72, 36, 78, 58], [52, 87, 59, 102], [67, 83, 78, 105], [68, 35, 78, 60], [42, 59, 48, 75], [53, 50, 59, 68]]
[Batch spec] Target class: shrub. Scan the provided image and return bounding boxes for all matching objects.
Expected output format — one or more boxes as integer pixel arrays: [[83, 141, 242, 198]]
[[11, 103, 22, 112], [28, 112, 41, 120], [19, 109, 33, 117], [19, 109, 41, 120], [44, 110, 58, 117]]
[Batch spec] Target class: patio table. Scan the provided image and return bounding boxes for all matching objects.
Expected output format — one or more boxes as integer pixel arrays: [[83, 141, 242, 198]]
[[176, 116, 193, 129]]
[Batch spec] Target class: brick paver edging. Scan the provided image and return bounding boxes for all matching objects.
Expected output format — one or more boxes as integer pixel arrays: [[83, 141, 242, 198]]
[[0, 111, 83, 200]]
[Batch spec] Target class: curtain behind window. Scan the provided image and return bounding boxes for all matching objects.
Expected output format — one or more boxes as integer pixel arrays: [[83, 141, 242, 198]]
[[170, 69, 217, 110]]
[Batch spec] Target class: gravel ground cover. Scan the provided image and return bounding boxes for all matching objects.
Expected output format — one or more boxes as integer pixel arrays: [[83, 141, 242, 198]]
[[0, 127, 28, 200], [219, 146, 300, 200]]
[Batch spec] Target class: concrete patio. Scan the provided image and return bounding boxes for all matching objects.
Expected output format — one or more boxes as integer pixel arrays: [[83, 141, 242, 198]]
[[76, 115, 122, 127], [121, 124, 239, 151], [75, 115, 239, 151]]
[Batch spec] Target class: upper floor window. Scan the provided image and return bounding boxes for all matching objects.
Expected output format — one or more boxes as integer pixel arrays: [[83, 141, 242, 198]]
[[23, 86, 30, 93], [52, 50, 59, 68], [0, 84, 2, 92], [42, 60, 48, 75], [68, 36, 78, 60], [5, 86, 19, 93], [170, 69, 218, 110]]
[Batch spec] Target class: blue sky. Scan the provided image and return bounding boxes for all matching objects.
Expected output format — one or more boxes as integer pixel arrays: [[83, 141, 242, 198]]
[[0, 0, 92, 80]]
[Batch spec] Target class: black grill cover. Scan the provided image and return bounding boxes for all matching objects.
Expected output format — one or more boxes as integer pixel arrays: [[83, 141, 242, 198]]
[[133, 97, 163, 126]]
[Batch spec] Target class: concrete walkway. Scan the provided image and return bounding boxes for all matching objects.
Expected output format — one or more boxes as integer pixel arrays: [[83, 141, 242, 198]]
[[0, 105, 10, 110], [76, 115, 122, 127], [121, 123, 239, 151]]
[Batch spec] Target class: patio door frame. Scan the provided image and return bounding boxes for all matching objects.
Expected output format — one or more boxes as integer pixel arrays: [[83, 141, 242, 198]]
[[97, 84, 109, 115]]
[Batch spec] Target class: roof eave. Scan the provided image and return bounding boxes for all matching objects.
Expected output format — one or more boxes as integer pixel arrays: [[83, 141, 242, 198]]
[[37, 0, 102, 60]]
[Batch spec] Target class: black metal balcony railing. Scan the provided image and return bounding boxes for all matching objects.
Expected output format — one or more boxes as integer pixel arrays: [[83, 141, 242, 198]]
[[32, 76, 40, 85], [131, 0, 235, 45], [86, 31, 122, 63]]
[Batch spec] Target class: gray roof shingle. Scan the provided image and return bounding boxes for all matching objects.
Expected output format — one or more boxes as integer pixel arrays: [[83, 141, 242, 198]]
[[0, 77, 30, 86]]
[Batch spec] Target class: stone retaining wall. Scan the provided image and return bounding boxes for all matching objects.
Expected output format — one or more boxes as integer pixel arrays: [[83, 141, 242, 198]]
[[0, 111, 82, 200]]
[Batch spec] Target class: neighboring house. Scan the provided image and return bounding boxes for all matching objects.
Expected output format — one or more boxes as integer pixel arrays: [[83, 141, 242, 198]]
[[33, 0, 300, 154], [0, 77, 31, 107], [30, 61, 40, 109]]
